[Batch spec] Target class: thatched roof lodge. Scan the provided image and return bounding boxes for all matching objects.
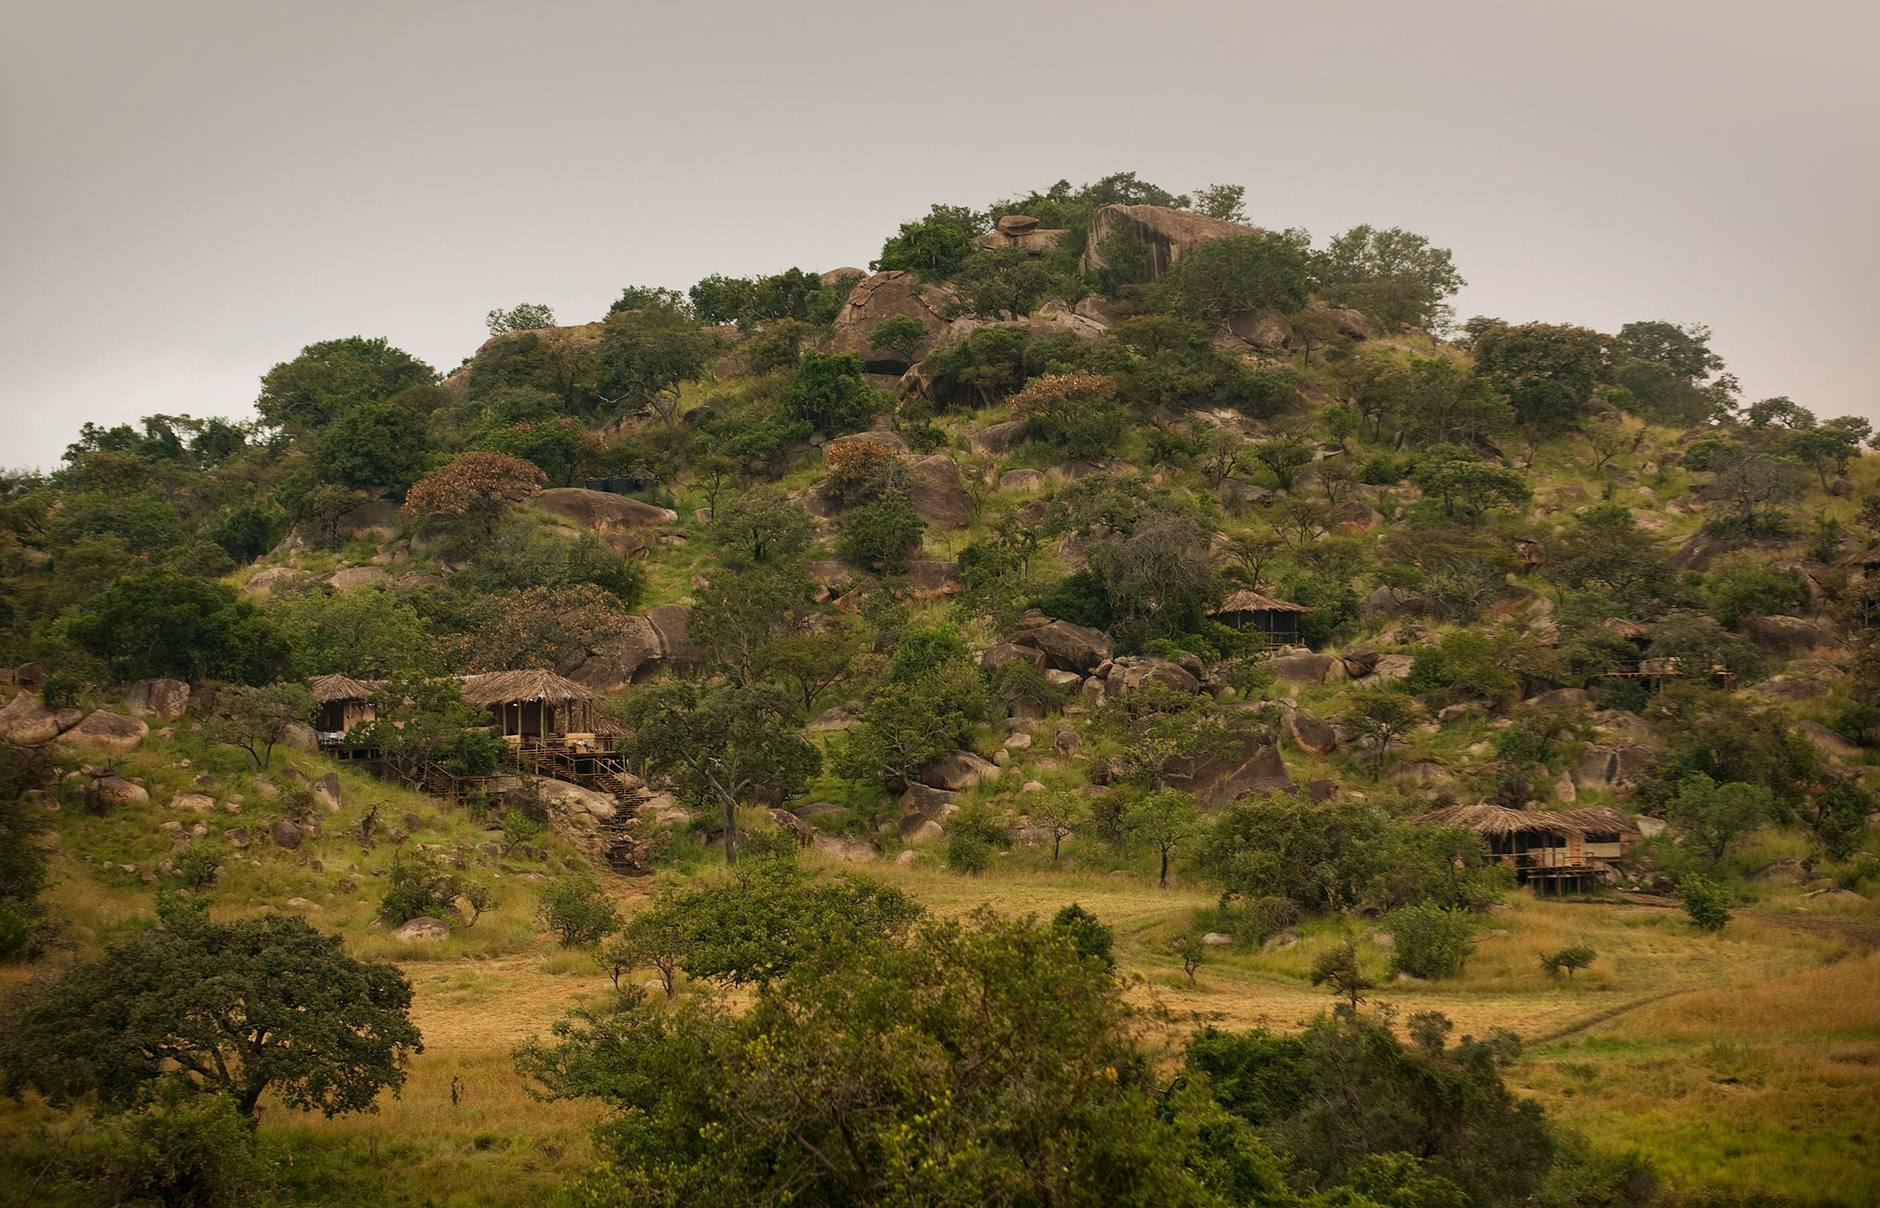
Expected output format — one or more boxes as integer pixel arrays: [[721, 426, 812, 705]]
[[1416, 801, 1643, 889], [459, 670, 597, 740], [1834, 546, 1880, 579], [1210, 590, 1311, 640], [308, 673, 383, 736]]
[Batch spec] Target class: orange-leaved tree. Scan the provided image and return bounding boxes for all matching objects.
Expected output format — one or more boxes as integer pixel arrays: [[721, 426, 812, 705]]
[[403, 451, 546, 532]]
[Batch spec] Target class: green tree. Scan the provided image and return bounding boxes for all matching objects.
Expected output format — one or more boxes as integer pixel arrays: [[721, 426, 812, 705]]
[[1163, 232, 1312, 321], [1123, 787, 1200, 889], [198, 682, 315, 769], [67, 570, 292, 685], [1095, 684, 1236, 790], [871, 203, 983, 278], [1310, 940, 1374, 1010], [1804, 780, 1872, 862], [486, 302, 555, 335], [1781, 421, 1867, 490], [517, 910, 1287, 1206], [621, 681, 819, 866], [782, 350, 877, 435], [596, 301, 718, 424], [1539, 945, 1596, 979], [312, 400, 432, 492], [1051, 902, 1116, 970], [1384, 904, 1477, 979], [1026, 789, 1089, 864], [256, 336, 436, 431], [538, 873, 622, 946], [269, 585, 436, 678], [1665, 772, 1773, 861], [664, 859, 920, 986], [1469, 321, 1607, 432], [867, 313, 929, 363], [837, 499, 925, 573], [705, 484, 816, 564], [1, 913, 420, 1120], [954, 246, 1053, 319], [1314, 226, 1466, 332], [604, 901, 690, 995], [1169, 932, 1206, 985], [1191, 183, 1248, 222], [754, 623, 867, 714], [1409, 446, 1531, 518], [1252, 433, 1315, 490], [1345, 690, 1416, 777], [1678, 874, 1733, 932]]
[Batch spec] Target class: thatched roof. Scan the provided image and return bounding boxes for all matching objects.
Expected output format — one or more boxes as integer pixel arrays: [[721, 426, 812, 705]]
[[1414, 802, 1585, 837], [1603, 617, 1651, 641], [1835, 546, 1880, 569], [1560, 805, 1643, 838], [308, 673, 382, 704], [458, 670, 594, 707], [1212, 590, 1312, 616]]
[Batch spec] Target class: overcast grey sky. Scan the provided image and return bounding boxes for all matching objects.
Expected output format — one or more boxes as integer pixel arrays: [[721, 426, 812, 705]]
[[3, 0, 1875, 467]]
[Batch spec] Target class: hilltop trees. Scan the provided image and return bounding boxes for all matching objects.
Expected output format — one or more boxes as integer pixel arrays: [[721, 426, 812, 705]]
[[486, 303, 555, 335], [403, 451, 546, 533], [1162, 232, 1313, 321], [256, 337, 436, 431], [1, 913, 421, 1121], [596, 302, 718, 424], [1314, 225, 1466, 332]]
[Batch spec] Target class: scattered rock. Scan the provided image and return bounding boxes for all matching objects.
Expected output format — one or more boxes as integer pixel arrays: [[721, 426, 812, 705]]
[[998, 468, 1046, 492], [1079, 204, 1254, 281], [904, 454, 972, 529], [285, 897, 320, 910], [85, 775, 148, 811], [1201, 932, 1235, 946], [1266, 654, 1345, 686], [270, 819, 303, 849], [1008, 613, 1113, 673], [812, 833, 878, 863], [923, 750, 1001, 791], [324, 566, 392, 591], [312, 771, 342, 812], [1164, 734, 1294, 807], [170, 792, 215, 813], [1285, 712, 1338, 756]]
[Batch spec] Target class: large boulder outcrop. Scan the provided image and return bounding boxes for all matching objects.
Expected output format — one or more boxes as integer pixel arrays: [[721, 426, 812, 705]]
[[967, 420, 1026, 457], [1164, 733, 1295, 807], [1079, 204, 1256, 281], [1008, 613, 1112, 673], [1573, 744, 1666, 796], [124, 678, 190, 720], [1285, 712, 1338, 756], [646, 605, 708, 670], [824, 270, 953, 373], [572, 614, 670, 691], [1266, 654, 1346, 686], [972, 213, 1067, 255], [0, 695, 80, 746], [1105, 656, 1200, 695], [535, 488, 676, 536], [63, 711, 149, 754], [1222, 308, 1291, 349], [1361, 586, 1429, 620], [905, 454, 972, 529], [85, 774, 148, 811], [923, 750, 1001, 791], [1739, 614, 1844, 657]]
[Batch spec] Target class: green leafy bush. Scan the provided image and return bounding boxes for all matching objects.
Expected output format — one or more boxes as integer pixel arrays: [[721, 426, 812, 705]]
[[1383, 904, 1477, 979]]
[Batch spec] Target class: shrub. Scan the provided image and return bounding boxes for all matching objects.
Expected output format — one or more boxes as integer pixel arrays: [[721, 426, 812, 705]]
[[1539, 945, 1597, 978], [837, 499, 925, 573], [1010, 372, 1125, 459], [379, 853, 467, 926], [85, 1081, 276, 1208], [1678, 874, 1733, 933], [537, 873, 622, 946], [944, 830, 992, 875], [1384, 904, 1476, 979], [1052, 903, 1115, 971]]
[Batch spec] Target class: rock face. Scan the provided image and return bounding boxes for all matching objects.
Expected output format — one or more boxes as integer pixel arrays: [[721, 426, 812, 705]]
[[1105, 656, 1200, 695], [535, 488, 676, 538], [1740, 614, 1844, 657], [998, 468, 1045, 492], [1324, 306, 1374, 340], [324, 566, 392, 591], [1285, 712, 1338, 756], [1796, 720, 1862, 760], [1266, 654, 1345, 686], [1573, 744, 1666, 795], [64, 711, 149, 754], [824, 270, 953, 372], [1361, 586, 1429, 619], [395, 917, 451, 943], [1164, 732, 1295, 807], [923, 751, 1001, 791], [572, 614, 671, 691], [1223, 308, 1291, 348], [1008, 614, 1113, 673], [904, 454, 972, 528], [534, 776, 620, 821], [1079, 204, 1255, 281], [968, 420, 1026, 457], [0, 695, 80, 746], [973, 213, 1067, 255], [646, 605, 708, 670], [124, 678, 190, 720]]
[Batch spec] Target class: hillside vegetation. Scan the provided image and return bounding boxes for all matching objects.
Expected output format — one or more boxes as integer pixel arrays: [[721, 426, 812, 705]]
[[1, 171, 1877, 1207]]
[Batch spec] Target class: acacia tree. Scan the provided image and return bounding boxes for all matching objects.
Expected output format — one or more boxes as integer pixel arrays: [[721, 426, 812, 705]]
[[1344, 690, 1415, 777], [403, 451, 547, 533], [1025, 790, 1090, 865], [1, 913, 421, 1121], [486, 303, 555, 336], [620, 681, 819, 865], [1123, 788, 1200, 889], [199, 682, 316, 769], [705, 484, 816, 564], [596, 302, 718, 424]]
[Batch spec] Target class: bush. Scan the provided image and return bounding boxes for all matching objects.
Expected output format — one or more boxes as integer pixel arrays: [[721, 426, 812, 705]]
[[1051, 903, 1115, 971], [379, 853, 468, 926], [836, 499, 925, 573], [1539, 945, 1596, 978], [86, 1082, 276, 1208], [538, 873, 622, 946], [1678, 874, 1733, 933], [1384, 904, 1477, 979]]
